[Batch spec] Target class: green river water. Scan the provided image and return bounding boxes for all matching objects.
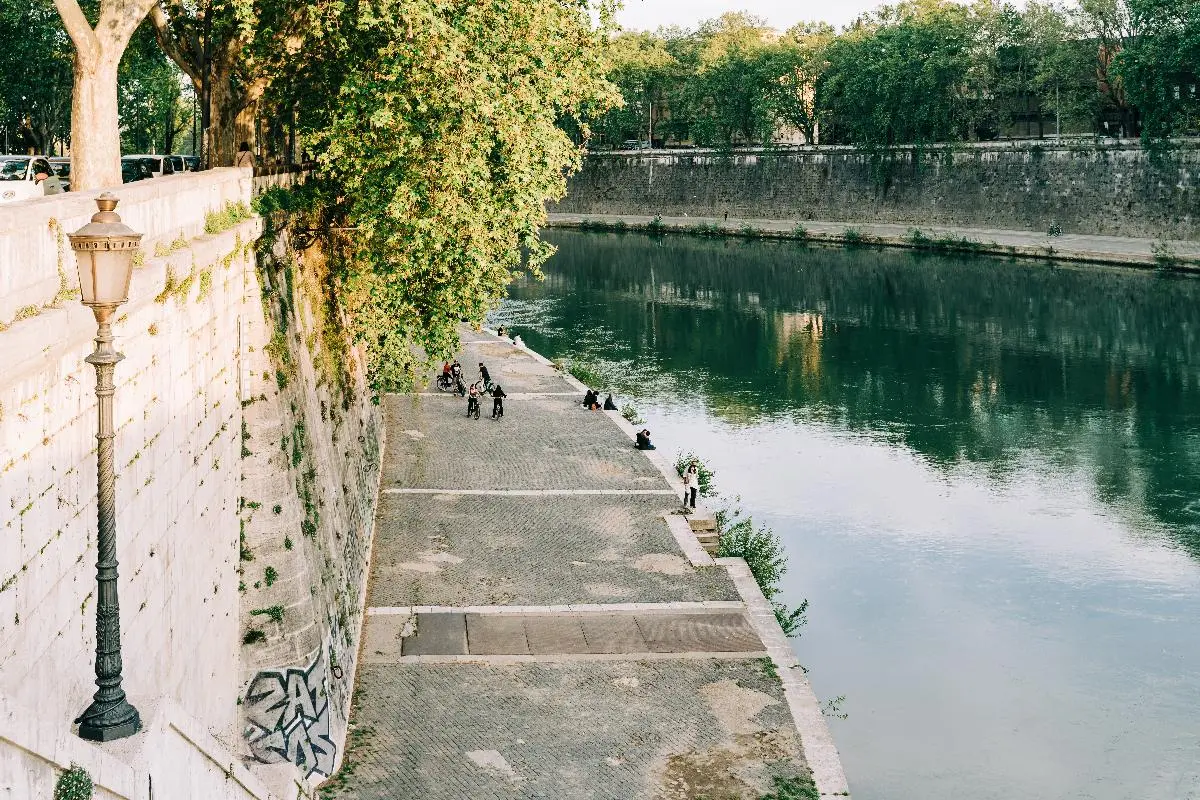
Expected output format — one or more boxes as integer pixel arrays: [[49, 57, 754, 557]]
[[491, 230, 1200, 800]]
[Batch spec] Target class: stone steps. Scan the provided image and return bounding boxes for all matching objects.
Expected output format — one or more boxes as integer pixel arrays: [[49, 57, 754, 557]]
[[688, 511, 720, 555]]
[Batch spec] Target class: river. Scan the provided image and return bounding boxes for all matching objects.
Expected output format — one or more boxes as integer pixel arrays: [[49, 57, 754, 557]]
[[490, 229, 1200, 800]]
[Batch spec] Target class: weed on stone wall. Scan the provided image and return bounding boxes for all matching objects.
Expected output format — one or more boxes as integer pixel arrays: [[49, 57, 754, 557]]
[[758, 772, 819, 800], [250, 604, 286, 624], [204, 201, 252, 235], [621, 403, 645, 425], [715, 502, 809, 639], [53, 765, 93, 800]]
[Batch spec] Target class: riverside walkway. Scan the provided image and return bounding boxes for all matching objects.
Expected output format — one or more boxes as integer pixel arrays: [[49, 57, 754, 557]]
[[549, 212, 1200, 270], [325, 329, 849, 799]]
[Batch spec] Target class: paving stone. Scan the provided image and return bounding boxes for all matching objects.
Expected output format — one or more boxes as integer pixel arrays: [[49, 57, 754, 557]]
[[381, 393, 665, 491], [580, 615, 648, 654], [466, 614, 530, 655], [401, 613, 467, 656], [368, 493, 737, 608], [328, 660, 810, 800], [635, 612, 764, 654], [522, 615, 590, 655]]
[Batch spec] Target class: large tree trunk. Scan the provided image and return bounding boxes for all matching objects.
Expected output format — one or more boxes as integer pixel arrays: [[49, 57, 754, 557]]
[[71, 54, 122, 188]]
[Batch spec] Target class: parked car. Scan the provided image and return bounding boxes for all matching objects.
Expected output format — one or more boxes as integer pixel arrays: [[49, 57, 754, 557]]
[[123, 153, 174, 178], [183, 156, 200, 171], [48, 157, 71, 191], [0, 155, 56, 203], [166, 155, 186, 174], [121, 156, 155, 183]]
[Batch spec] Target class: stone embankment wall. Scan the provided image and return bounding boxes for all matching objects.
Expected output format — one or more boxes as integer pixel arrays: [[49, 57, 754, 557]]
[[553, 141, 1199, 240], [0, 171, 380, 798]]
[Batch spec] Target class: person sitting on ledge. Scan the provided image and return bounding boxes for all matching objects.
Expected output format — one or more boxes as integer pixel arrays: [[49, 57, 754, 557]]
[[582, 389, 597, 409], [635, 429, 656, 450], [603, 393, 618, 411]]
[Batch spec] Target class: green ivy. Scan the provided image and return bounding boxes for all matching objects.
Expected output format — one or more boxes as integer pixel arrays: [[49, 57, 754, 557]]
[[53, 765, 93, 800]]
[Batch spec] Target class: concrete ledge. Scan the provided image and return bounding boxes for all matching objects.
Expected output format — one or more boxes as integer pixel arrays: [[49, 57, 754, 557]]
[[369, 601, 745, 616], [719, 557, 851, 798], [547, 213, 1200, 271]]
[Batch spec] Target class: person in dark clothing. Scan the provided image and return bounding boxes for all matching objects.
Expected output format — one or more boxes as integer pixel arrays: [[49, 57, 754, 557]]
[[635, 429, 656, 450], [603, 394, 618, 411], [491, 384, 507, 419], [467, 385, 481, 419], [478, 362, 491, 387], [582, 389, 597, 408]]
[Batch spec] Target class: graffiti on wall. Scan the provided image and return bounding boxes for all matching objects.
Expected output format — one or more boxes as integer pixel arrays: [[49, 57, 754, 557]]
[[244, 655, 337, 778]]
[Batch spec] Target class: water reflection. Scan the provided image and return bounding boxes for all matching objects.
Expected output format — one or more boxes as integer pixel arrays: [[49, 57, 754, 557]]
[[499, 231, 1200, 560]]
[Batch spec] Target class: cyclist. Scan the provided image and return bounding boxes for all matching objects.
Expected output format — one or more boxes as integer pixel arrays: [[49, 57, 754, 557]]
[[467, 385, 481, 419]]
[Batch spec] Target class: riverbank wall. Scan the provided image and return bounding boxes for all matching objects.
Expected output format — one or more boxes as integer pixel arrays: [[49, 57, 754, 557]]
[[552, 141, 1200, 242], [0, 172, 380, 798]]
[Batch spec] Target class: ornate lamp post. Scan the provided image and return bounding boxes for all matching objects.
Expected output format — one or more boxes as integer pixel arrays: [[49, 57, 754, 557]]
[[68, 193, 142, 742]]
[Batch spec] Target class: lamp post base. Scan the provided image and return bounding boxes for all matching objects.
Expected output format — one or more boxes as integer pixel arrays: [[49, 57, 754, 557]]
[[76, 700, 141, 742]]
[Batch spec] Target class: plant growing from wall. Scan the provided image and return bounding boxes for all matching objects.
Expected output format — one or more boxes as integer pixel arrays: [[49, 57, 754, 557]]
[[53, 765, 93, 800], [250, 604, 286, 623], [716, 502, 808, 638], [621, 403, 645, 425]]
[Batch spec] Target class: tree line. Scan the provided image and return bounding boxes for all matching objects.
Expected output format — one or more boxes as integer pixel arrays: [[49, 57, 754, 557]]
[[587, 0, 1199, 150], [0, 0, 190, 157]]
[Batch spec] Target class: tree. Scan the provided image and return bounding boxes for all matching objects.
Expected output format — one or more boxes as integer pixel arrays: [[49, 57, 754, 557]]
[[52, 0, 159, 188], [148, 0, 317, 165], [1115, 0, 1200, 144], [0, 0, 73, 154], [766, 23, 836, 143], [119, 22, 187, 154], [291, 0, 619, 391], [816, 1, 977, 148]]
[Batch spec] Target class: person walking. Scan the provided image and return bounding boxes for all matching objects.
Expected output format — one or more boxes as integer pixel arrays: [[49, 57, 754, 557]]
[[235, 141, 255, 169], [478, 362, 491, 389], [683, 462, 700, 508], [491, 384, 507, 419]]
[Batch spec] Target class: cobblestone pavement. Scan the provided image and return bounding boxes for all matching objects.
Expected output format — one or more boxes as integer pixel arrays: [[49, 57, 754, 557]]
[[328, 331, 813, 799], [325, 660, 811, 800], [381, 394, 666, 491], [422, 335, 577, 394], [368, 493, 737, 607]]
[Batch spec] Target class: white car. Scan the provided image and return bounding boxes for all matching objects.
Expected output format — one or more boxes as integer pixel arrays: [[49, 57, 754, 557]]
[[123, 153, 176, 178], [0, 155, 53, 203]]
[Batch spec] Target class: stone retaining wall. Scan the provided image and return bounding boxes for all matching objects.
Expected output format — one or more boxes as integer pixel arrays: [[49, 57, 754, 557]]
[[553, 142, 1200, 240], [0, 175, 379, 797]]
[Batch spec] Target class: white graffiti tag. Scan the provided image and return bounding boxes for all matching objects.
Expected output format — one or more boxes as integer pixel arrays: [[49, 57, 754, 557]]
[[244, 656, 337, 778]]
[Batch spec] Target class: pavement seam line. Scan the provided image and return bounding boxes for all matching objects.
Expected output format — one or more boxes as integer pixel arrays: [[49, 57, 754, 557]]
[[381, 488, 678, 495], [367, 601, 746, 616]]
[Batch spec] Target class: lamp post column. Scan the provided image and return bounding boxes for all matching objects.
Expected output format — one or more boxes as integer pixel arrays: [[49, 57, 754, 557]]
[[75, 304, 140, 742], [69, 194, 143, 743]]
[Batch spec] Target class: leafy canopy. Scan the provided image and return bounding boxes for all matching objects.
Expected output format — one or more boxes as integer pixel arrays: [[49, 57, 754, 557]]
[[296, 0, 618, 391]]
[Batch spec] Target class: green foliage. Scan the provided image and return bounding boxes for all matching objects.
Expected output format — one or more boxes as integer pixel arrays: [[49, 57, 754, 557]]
[[205, 202, 253, 235], [674, 451, 717, 497], [1115, 0, 1200, 147], [243, 629, 267, 645], [0, 0, 72, 154], [621, 403, 645, 425], [264, 566, 278, 587], [716, 502, 809, 638], [250, 604, 286, 624], [841, 227, 866, 246], [294, 0, 619, 392], [759, 772, 819, 800], [53, 765, 93, 800]]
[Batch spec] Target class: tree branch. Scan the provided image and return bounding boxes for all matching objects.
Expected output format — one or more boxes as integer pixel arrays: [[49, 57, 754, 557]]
[[52, 0, 99, 63], [149, 2, 202, 85]]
